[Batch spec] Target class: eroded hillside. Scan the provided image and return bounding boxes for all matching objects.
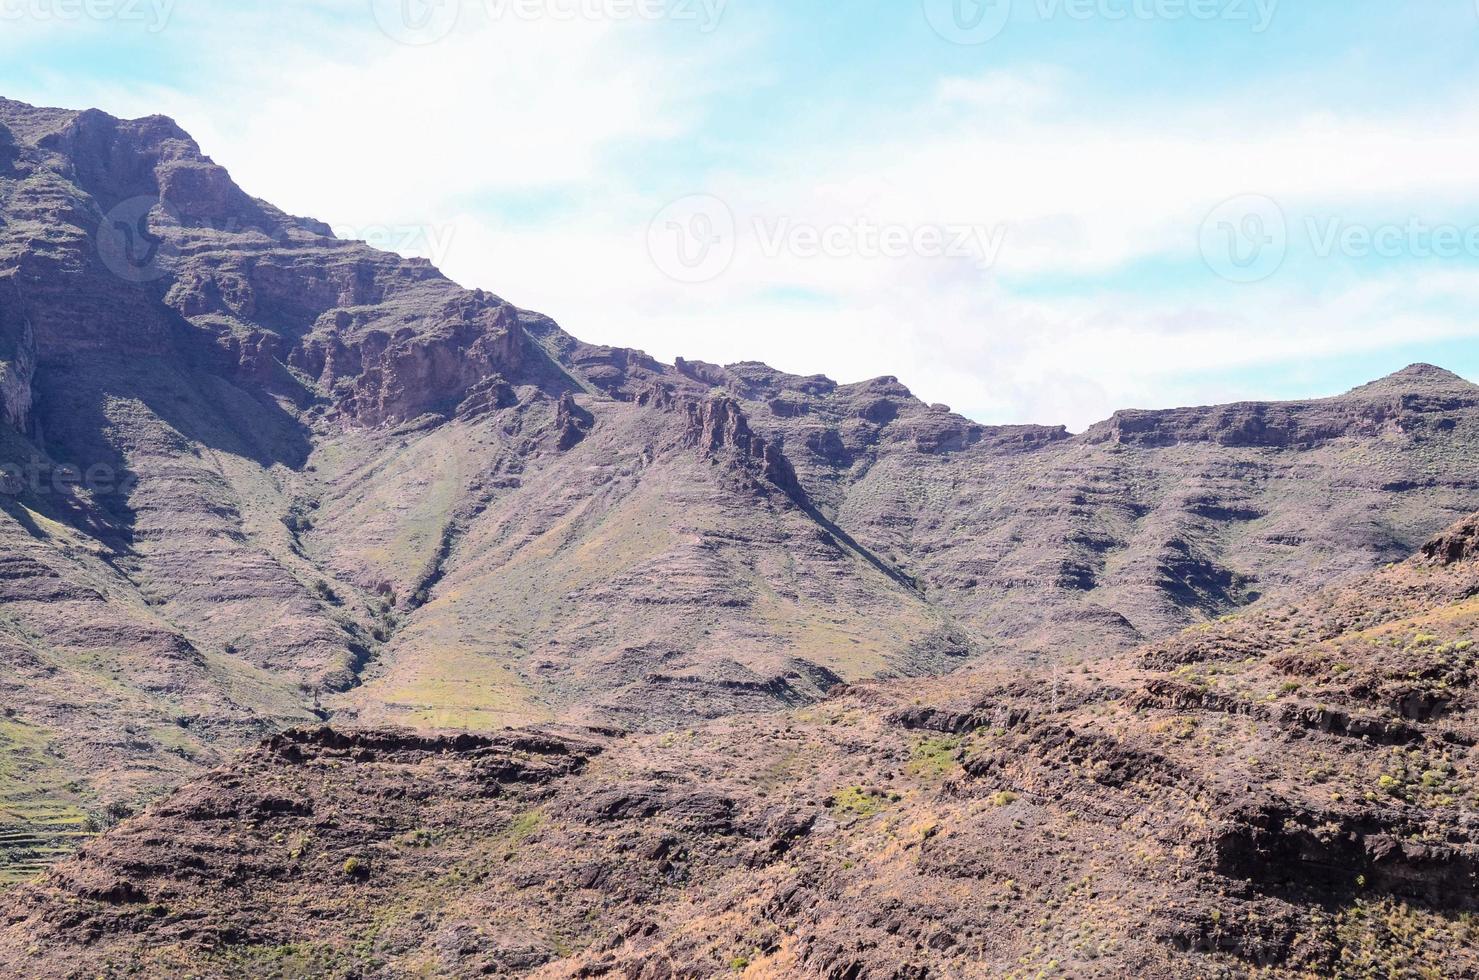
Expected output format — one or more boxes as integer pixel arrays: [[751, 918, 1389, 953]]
[[6, 513, 1479, 977]]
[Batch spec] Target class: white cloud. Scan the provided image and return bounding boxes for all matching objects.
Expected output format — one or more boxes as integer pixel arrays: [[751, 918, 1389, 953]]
[[3, 2, 725, 227], [936, 67, 1064, 114], [185, 20, 715, 228], [424, 86, 1479, 429]]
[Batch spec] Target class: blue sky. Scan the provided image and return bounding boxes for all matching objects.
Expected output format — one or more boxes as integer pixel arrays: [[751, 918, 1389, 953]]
[[4, 0, 1479, 428]]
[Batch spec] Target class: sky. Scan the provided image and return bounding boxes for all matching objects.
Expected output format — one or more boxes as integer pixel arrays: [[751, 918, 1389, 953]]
[[3, 0, 1479, 430]]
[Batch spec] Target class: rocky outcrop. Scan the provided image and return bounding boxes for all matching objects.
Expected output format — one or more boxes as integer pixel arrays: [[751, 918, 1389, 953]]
[[1418, 511, 1479, 567], [634, 384, 803, 498], [681, 395, 802, 496], [1213, 801, 1479, 911], [337, 301, 528, 425], [553, 392, 592, 450]]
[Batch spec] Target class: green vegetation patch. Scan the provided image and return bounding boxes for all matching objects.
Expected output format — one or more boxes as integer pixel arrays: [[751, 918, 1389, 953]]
[[504, 809, 544, 843], [907, 735, 962, 779], [0, 718, 96, 886], [830, 786, 894, 819]]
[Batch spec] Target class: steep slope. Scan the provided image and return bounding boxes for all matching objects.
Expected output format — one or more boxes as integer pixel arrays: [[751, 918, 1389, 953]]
[[303, 394, 959, 732], [7, 514, 1479, 977], [3, 94, 1479, 874]]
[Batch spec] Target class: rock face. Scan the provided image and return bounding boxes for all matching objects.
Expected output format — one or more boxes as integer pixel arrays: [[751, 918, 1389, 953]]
[[7, 516, 1479, 977], [1417, 510, 1479, 567], [0, 279, 35, 434], [4, 94, 1479, 888]]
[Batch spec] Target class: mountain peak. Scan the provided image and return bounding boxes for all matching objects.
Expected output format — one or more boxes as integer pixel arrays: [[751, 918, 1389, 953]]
[[1348, 363, 1475, 396]]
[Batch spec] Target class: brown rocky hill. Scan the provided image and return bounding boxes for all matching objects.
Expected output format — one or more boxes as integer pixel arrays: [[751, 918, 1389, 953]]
[[6, 511, 1479, 977], [3, 94, 1479, 865]]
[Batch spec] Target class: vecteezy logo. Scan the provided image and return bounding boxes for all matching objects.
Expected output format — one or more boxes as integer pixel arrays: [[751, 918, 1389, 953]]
[[1199, 194, 1287, 284], [96, 196, 178, 284], [371, 0, 460, 45], [647, 194, 736, 284], [922, 0, 1011, 45]]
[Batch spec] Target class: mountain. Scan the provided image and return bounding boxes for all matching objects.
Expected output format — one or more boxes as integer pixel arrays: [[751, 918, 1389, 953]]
[[3, 95, 1479, 877], [6, 510, 1479, 977]]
